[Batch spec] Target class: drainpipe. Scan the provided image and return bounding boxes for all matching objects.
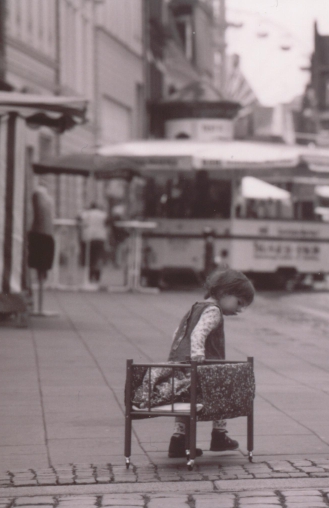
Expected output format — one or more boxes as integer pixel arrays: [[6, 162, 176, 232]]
[[142, 0, 150, 138], [54, 0, 61, 217]]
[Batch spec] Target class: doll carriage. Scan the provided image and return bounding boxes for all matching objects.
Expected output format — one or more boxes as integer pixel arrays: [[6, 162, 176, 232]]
[[124, 357, 255, 470]]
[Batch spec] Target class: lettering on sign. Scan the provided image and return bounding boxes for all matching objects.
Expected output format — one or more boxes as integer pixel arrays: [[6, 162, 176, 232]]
[[277, 229, 318, 238], [254, 241, 320, 261]]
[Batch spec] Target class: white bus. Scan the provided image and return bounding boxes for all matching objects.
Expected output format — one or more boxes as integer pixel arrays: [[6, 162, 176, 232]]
[[99, 139, 329, 289]]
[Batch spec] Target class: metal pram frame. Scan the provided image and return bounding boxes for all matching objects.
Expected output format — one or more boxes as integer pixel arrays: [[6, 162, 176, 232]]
[[124, 357, 254, 470]]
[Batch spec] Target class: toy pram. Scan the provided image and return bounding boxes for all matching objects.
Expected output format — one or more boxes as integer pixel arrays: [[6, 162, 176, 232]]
[[124, 357, 255, 470]]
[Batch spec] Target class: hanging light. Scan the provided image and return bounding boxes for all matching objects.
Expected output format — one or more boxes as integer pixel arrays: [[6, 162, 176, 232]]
[[256, 19, 269, 38], [280, 33, 292, 51], [257, 30, 269, 38]]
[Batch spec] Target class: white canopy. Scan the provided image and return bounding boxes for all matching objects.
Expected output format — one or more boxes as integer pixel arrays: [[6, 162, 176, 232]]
[[241, 176, 291, 200], [301, 146, 329, 172], [98, 139, 301, 171], [315, 185, 329, 198]]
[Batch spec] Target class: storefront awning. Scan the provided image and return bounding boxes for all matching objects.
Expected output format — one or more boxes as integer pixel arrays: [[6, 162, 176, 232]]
[[33, 152, 141, 179], [241, 176, 291, 200], [0, 92, 87, 132]]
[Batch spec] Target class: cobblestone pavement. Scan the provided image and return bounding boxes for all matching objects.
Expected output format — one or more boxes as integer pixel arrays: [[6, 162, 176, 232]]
[[2, 459, 329, 507], [2, 458, 329, 487], [1, 489, 329, 508]]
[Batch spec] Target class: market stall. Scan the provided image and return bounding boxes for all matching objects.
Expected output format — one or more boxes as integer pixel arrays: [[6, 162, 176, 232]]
[[0, 92, 87, 319]]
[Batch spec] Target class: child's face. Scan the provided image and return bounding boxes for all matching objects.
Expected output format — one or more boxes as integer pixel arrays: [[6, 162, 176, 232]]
[[217, 294, 248, 316]]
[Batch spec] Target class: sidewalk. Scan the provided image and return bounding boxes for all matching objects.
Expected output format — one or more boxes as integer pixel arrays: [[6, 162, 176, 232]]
[[1, 287, 329, 506]]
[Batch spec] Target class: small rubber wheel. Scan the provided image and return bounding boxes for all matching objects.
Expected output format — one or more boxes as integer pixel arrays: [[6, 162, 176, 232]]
[[125, 458, 130, 469], [187, 460, 194, 471]]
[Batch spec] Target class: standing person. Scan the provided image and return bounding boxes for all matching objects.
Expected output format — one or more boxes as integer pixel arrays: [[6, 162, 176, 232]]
[[79, 203, 108, 282], [167, 268, 255, 458], [28, 183, 55, 279], [214, 248, 230, 271]]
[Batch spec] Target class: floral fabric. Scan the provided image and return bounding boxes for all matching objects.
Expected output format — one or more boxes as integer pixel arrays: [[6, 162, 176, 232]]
[[131, 362, 255, 421], [197, 363, 255, 420]]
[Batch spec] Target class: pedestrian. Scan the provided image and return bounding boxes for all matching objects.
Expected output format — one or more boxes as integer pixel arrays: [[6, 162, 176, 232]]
[[214, 248, 230, 271], [79, 203, 108, 282], [167, 268, 255, 458], [28, 183, 55, 279]]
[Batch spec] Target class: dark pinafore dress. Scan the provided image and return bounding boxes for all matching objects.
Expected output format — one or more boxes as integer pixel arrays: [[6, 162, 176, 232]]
[[168, 301, 225, 362]]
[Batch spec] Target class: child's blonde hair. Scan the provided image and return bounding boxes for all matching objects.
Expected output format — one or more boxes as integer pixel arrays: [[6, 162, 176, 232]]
[[204, 268, 255, 305]]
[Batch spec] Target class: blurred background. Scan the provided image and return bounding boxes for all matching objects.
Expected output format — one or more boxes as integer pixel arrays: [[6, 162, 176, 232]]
[[1, 0, 329, 305], [2, 0, 329, 216]]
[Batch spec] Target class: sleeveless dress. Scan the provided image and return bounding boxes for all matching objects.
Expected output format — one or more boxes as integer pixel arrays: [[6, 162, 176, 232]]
[[133, 302, 225, 408], [168, 301, 225, 362]]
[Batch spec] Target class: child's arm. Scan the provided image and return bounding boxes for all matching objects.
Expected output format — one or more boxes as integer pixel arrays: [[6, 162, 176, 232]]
[[190, 306, 221, 361]]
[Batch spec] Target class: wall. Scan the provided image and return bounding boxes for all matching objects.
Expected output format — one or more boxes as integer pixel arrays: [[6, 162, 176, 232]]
[[94, 0, 144, 145]]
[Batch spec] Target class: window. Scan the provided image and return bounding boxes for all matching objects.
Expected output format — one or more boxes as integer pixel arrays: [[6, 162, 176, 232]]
[[144, 172, 231, 219]]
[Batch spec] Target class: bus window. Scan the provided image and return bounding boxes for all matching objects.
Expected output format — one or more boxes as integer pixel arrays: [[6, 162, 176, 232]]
[[294, 201, 316, 220], [143, 172, 231, 219]]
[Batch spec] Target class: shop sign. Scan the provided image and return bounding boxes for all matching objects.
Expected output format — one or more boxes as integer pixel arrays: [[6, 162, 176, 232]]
[[254, 241, 320, 261]]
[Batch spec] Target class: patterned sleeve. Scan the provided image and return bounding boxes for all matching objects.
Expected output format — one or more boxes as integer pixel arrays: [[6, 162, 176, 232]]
[[190, 305, 221, 360]]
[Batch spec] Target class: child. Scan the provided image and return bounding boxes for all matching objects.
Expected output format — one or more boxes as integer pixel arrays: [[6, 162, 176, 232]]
[[168, 268, 255, 458]]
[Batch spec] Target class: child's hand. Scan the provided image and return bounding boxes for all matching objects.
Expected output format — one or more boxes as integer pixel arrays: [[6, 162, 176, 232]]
[[192, 355, 205, 363]]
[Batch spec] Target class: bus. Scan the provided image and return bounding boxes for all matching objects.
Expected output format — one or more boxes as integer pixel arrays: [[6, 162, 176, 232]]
[[99, 139, 329, 289]]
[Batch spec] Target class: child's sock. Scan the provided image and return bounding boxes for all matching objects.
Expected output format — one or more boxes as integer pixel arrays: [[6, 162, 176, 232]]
[[173, 421, 186, 436], [212, 419, 227, 432]]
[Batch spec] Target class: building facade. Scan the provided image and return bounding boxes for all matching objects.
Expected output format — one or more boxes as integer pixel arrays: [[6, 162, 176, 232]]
[[2, 0, 145, 218], [2, 0, 237, 217]]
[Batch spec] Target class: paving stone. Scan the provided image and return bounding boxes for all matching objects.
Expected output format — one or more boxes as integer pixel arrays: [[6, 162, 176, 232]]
[[282, 490, 324, 495], [285, 504, 326, 508], [240, 505, 282, 508], [194, 494, 235, 507], [0, 501, 13, 507], [239, 491, 282, 497], [55, 502, 80, 506], [14, 496, 55, 505], [300, 467, 325, 473], [286, 472, 309, 477], [239, 498, 281, 505], [147, 497, 188, 508], [290, 460, 313, 466], [282, 496, 323, 502], [0, 479, 11, 486], [57, 496, 97, 507], [101, 493, 145, 506]]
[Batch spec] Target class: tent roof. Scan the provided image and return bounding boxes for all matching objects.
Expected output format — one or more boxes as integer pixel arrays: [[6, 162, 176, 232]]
[[0, 92, 87, 132], [98, 139, 301, 170], [301, 146, 329, 172], [33, 140, 329, 178], [33, 152, 141, 179], [241, 176, 291, 200], [315, 185, 329, 198]]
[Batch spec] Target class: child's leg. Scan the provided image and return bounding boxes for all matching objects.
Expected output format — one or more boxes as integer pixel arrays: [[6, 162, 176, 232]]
[[168, 416, 203, 458], [173, 416, 186, 436], [212, 419, 227, 432], [210, 419, 239, 451]]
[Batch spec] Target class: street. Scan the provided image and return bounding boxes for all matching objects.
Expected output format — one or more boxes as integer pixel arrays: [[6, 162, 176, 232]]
[[1, 287, 329, 507]]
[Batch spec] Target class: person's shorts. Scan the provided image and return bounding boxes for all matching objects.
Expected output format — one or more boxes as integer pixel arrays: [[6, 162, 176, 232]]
[[28, 231, 55, 272]]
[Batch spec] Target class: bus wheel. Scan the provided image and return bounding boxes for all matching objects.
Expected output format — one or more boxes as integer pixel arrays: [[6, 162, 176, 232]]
[[276, 268, 298, 291], [285, 278, 297, 292]]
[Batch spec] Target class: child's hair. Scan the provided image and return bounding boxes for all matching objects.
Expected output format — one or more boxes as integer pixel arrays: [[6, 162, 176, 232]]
[[204, 268, 255, 305]]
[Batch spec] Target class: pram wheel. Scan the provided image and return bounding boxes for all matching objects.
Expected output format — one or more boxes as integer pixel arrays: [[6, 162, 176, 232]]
[[125, 457, 130, 469], [187, 459, 194, 471], [248, 451, 253, 462]]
